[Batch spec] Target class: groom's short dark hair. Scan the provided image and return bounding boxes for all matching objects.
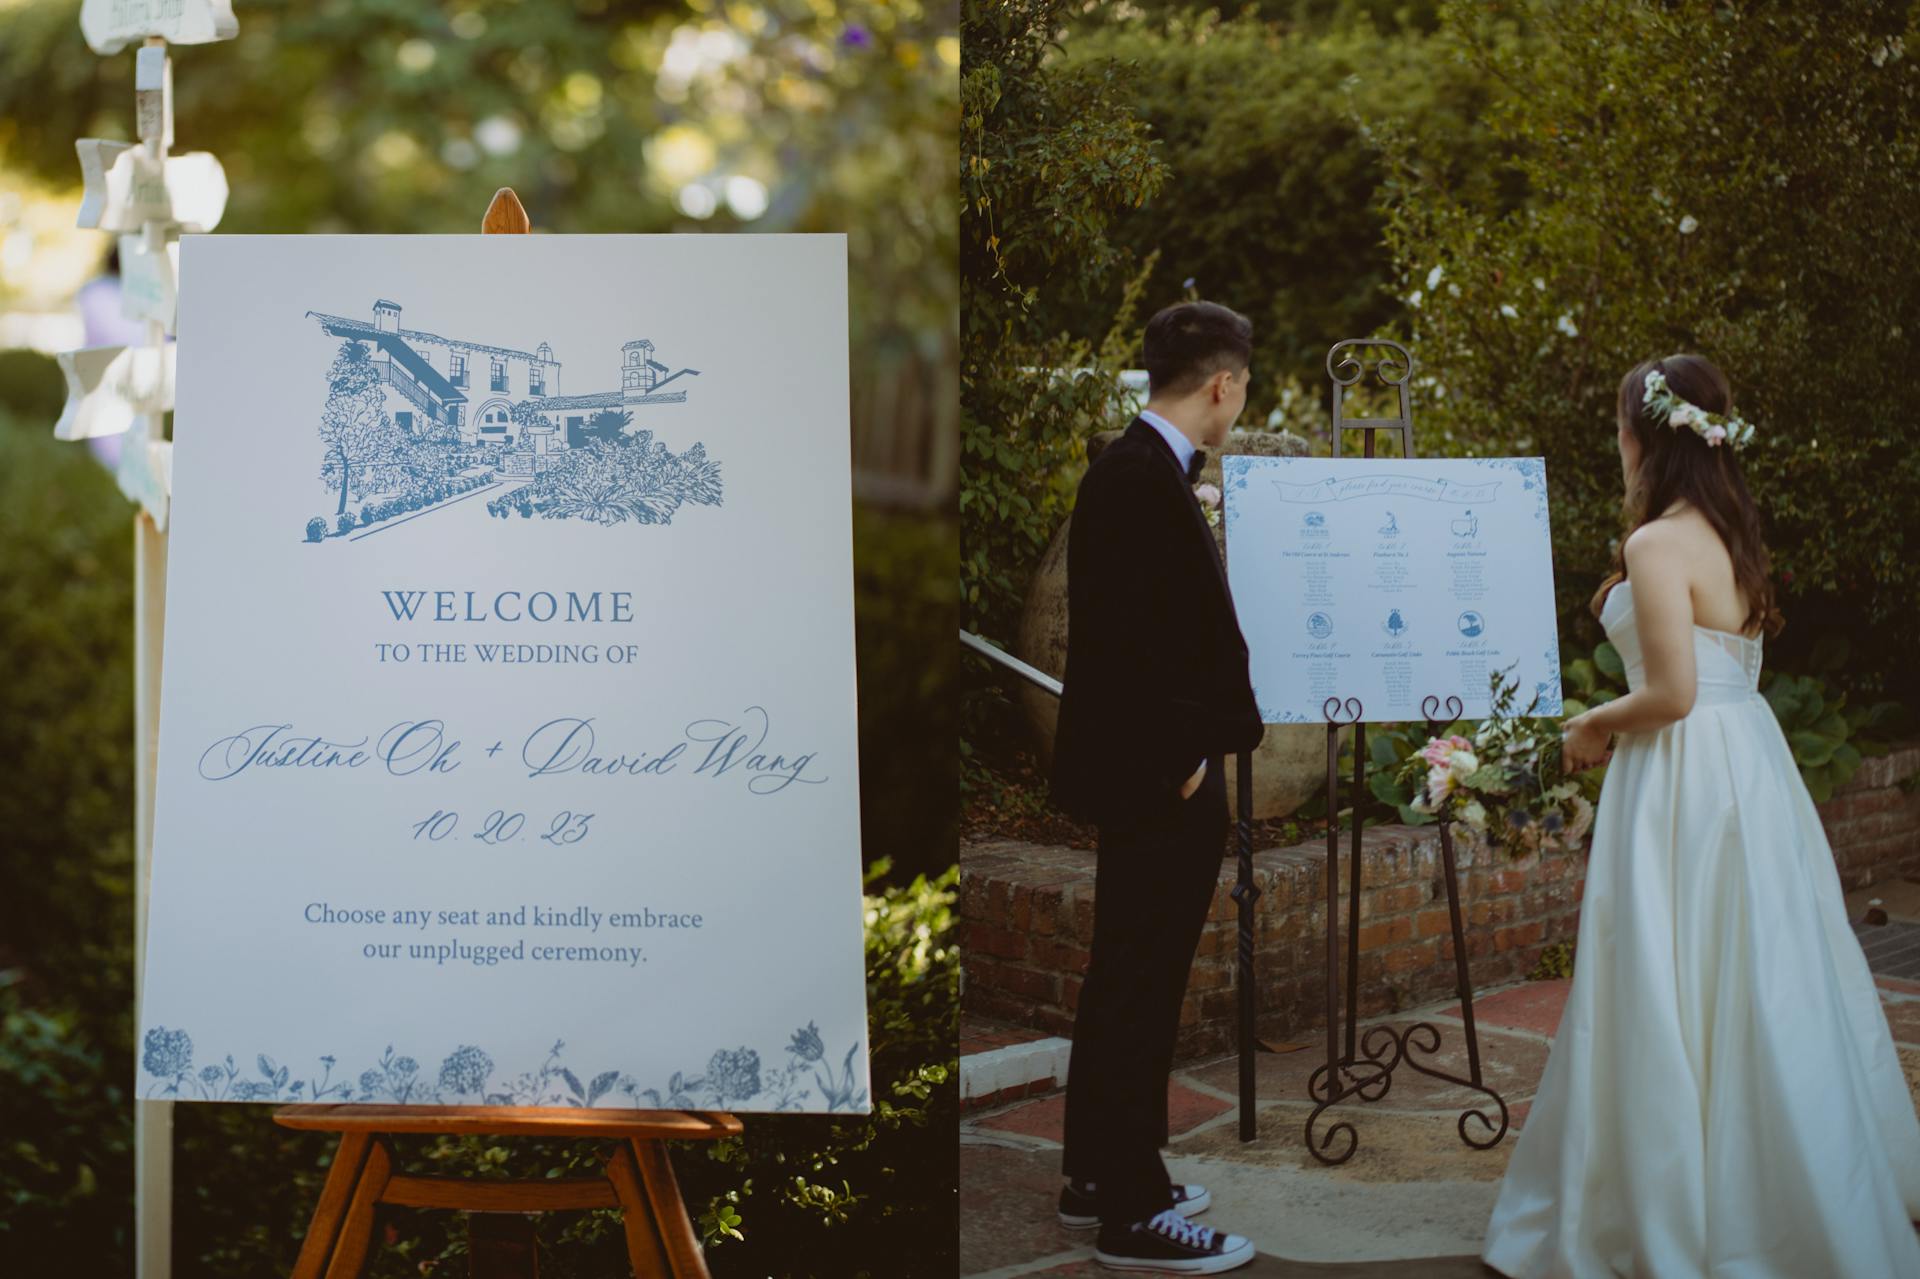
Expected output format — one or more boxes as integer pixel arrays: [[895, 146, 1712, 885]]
[[1143, 301, 1253, 396]]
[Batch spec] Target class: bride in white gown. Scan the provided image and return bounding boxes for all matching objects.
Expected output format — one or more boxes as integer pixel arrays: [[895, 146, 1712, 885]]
[[1481, 354, 1920, 1278]]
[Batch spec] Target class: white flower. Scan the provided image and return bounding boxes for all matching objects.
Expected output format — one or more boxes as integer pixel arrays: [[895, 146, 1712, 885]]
[[1446, 283, 1461, 297], [1461, 800, 1489, 831], [1678, 214, 1699, 235], [1555, 313, 1579, 338], [1447, 748, 1480, 780], [1193, 482, 1222, 508], [1426, 764, 1455, 806], [1406, 290, 1423, 309], [1667, 402, 1704, 428], [1426, 264, 1445, 290], [1705, 423, 1728, 445], [1532, 277, 1546, 291], [1499, 303, 1519, 319]]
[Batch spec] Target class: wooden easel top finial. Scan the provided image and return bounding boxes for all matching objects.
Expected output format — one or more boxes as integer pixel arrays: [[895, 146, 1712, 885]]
[[482, 187, 530, 235]]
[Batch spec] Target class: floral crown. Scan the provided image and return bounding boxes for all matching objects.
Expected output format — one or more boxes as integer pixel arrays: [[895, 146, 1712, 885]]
[[1642, 368, 1755, 451]]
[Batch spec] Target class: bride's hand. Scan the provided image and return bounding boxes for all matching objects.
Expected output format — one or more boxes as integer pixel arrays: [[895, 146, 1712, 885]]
[[1561, 713, 1613, 772]]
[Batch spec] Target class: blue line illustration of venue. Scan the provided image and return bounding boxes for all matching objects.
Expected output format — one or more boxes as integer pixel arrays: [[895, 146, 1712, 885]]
[[301, 299, 722, 541]]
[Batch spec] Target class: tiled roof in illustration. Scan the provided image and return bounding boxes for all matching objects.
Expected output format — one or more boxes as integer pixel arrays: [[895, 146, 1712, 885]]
[[310, 313, 465, 404], [305, 311, 560, 367], [533, 391, 624, 411]]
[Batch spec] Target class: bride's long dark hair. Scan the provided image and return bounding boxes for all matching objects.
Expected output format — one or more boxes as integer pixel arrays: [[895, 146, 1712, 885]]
[[1590, 354, 1783, 636]]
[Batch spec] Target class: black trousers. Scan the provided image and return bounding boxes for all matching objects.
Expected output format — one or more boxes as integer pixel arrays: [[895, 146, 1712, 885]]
[[1060, 752, 1229, 1224]]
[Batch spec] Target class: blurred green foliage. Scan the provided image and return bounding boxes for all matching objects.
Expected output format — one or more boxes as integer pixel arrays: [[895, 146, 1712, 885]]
[[1043, 6, 1511, 401], [1379, 0, 1920, 704], [0, 0, 956, 362], [962, 0, 1919, 779], [959, 0, 1164, 746]]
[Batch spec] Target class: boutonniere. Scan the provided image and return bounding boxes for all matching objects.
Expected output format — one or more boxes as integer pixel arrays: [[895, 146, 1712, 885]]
[[1194, 482, 1222, 529]]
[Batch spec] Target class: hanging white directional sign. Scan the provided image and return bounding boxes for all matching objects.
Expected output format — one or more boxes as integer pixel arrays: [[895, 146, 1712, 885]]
[[53, 343, 176, 441], [120, 235, 181, 332], [76, 141, 228, 235], [80, 0, 238, 56], [117, 419, 174, 529]]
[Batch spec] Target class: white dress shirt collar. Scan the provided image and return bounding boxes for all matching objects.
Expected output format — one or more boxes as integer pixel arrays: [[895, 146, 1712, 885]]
[[1138, 408, 1198, 477]]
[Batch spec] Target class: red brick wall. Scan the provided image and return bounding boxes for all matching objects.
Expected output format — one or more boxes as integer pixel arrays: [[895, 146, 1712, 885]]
[[1820, 743, 1920, 890], [961, 741, 1920, 1059]]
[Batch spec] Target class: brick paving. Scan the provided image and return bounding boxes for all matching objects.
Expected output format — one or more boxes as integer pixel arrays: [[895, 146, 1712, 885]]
[[962, 922, 1920, 1276]]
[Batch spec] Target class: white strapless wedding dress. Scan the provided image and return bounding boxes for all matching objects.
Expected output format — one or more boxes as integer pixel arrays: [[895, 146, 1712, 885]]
[[1481, 579, 1920, 1277]]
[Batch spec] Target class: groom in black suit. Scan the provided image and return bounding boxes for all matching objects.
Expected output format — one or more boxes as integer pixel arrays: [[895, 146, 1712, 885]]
[[1051, 301, 1265, 1273]]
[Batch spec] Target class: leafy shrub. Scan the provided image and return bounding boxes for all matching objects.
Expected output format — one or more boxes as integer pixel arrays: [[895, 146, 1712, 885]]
[[1378, 0, 1920, 706], [0, 348, 67, 424], [1045, 8, 1510, 397], [335, 512, 354, 536], [961, 0, 1168, 650], [304, 516, 327, 542]]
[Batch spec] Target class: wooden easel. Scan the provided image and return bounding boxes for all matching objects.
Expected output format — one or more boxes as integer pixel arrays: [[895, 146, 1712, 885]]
[[273, 1104, 741, 1279], [274, 189, 744, 1279]]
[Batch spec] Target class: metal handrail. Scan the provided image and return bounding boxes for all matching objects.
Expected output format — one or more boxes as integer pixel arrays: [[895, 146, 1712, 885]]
[[959, 629, 1061, 698]]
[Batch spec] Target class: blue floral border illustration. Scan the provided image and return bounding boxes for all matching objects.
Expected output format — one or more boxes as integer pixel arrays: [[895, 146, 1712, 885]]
[[138, 1020, 867, 1113]]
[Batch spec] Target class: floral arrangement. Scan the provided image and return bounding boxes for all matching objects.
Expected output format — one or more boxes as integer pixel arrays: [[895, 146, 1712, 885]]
[[1397, 671, 1598, 857], [1643, 368, 1756, 451], [1195, 481, 1222, 527]]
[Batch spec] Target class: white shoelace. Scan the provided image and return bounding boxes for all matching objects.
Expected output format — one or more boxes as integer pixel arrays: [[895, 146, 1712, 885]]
[[1148, 1208, 1214, 1250]]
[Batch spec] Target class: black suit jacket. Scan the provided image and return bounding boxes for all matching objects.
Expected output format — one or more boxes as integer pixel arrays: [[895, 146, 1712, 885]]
[[1052, 418, 1265, 830]]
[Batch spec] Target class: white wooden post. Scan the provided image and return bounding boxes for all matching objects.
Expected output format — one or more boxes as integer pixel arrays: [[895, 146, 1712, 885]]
[[133, 36, 175, 1279], [61, 7, 243, 1274]]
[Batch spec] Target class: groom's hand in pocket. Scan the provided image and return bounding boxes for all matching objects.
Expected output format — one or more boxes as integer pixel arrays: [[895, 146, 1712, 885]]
[[1179, 759, 1208, 799]]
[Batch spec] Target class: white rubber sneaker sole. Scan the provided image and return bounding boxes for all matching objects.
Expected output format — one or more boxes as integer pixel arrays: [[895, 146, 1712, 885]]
[[1059, 1186, 1211, 1230], [1092, 1233, 1254, 1273]]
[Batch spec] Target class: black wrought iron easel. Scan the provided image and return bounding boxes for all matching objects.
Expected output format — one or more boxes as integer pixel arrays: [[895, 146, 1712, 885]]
[[1282, 339, 1509, 1164]]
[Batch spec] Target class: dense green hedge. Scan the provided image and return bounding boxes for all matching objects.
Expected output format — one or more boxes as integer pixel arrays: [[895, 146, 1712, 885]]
[[960, 0, 1166, 696], [1045, 7, 1511, 399], [962, 0, 1920, 746], [1380, 0, 1920, 703], [0, 400, 956, 1274]]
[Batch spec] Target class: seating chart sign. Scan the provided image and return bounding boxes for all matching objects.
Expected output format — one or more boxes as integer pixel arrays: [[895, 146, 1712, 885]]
[[137, 235, 870, 1113], [1223, 456, 1563, 724]]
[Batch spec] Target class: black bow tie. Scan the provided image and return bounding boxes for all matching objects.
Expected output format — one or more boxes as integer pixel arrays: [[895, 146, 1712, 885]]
[[1186, 450, 1207, 484]]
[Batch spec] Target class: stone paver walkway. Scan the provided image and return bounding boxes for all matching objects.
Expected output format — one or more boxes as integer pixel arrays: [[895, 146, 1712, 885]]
[[962, 894, 1920, 1276]]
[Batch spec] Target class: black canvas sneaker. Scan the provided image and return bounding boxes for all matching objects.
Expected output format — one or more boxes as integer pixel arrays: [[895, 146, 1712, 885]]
[[1093, 1208, 1255, 1273], [1058, 1180, 1211, 1229]]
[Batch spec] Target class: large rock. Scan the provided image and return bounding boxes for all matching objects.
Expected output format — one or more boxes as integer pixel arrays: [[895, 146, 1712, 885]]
[[1017, 427, 1336, 819]]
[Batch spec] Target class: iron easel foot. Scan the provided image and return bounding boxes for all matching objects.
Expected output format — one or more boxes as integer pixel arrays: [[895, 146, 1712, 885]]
[[1303, 692, 1512, 1166]]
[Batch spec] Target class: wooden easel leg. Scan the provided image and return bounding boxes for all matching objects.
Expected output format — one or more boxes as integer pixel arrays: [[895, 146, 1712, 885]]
[[605, 1143, 673, 1279], [630, 1140, 709, 1279], [324, 1137, 393, 1279], [290, 1131, 373, 1279]]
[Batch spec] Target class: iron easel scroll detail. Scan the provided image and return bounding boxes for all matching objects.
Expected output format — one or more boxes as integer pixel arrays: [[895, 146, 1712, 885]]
[[1383, 693, 1511, 1149], [1305, 696, 1376, 1166], [1326, 339, 1415, 460]]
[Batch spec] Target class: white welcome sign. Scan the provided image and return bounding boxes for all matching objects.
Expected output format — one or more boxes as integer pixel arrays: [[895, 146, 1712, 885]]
[[1224, 455, 1563, 724], [138, 235, 871, 1113]]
